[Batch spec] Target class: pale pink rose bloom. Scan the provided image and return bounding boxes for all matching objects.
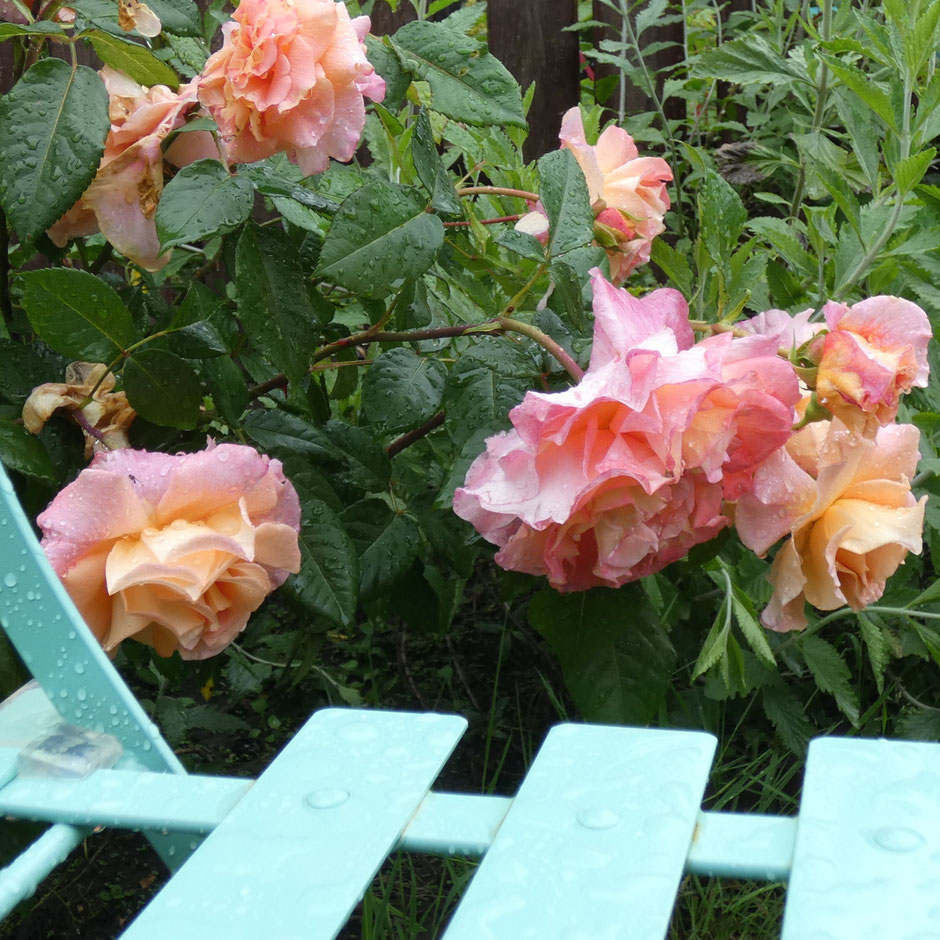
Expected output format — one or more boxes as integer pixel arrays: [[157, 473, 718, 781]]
[[739, 307, 822, 352], [38, 443, 301, 660], [559, 107, 672, 283], [810, 296, 932, 435], [454, 270, 799, 590], [198, 0, 385, 175], [48, 68, 218, 271], [735, 421, 925, 631]]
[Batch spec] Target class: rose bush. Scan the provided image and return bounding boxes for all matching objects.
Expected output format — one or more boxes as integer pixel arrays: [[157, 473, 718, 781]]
[[38, 444, 301, 659]]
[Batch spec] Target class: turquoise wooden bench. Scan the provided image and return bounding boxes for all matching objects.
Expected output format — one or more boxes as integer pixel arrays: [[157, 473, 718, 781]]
[[1, 457, 939, 938]]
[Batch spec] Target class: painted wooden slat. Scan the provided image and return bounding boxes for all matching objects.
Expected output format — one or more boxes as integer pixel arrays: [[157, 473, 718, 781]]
[[443, 724, 717, 940], [782, 736, 940, 940], [121, 708, 466, 940]]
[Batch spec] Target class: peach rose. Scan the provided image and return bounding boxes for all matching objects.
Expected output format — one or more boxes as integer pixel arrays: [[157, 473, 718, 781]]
[[453, 270, 799, 591], [198, 0, 386, 175], [809, 297, 932, 436], [38, 443, 301, 659], [48, 67, 217, 271], [560, 107, 672, 283], [22, 362, 135, 457], [735, 421, 925, 631]]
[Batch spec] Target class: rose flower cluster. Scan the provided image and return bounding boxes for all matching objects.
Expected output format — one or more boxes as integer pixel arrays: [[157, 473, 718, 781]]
[[456, 273, 931, 632], [46, 0, 385, 270]]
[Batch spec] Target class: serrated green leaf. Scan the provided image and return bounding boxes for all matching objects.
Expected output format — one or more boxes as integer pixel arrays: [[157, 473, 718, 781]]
[[0, 59, 109, 242], [123, 348, 201, 429], [84, 30, 180, 88], [156, 160, 253, 250], [495, 227, 546, 261], [284, 497, 359, 627], [698, 169, 747, 262], [342, 499, 421, 601], [412, 108, 461, 215], [894, 149, 937, 195], [0, 21, 66, 40], [693, 596, 732, 680], [243, 411, 389, 500], [821, 57, 897, 132], [729, 584, 776, 668], [316, 180, 443, 298], [361, 347, 446, 435], [18, 268, 135, 360], [858, 612, 891, 694], [390, 20, 525, 127], [650, 239, 694, 296], [538, 148, 594, 258], [549, 260, 585, 331], [200, 356, 247, 425], [236, 223, 318, 394], [147, 0, 201, 36], [0, 418, 55, 481], [762, 683, 813, 755], [530, 585, 676, 724], [801, 634, 860, 726], [365, 35, 411, 109], [239, 160, 339, 214], [442, 338, 536, 448], [691, 35, 809, 85]]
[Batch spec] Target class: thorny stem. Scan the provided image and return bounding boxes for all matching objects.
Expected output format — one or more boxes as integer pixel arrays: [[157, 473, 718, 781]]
[[456, 186, 539, 202], [386, 410, 445, 457], [248, 310, 586, 401], [443, 214, 522, 228], [500, 316, 584, 381]]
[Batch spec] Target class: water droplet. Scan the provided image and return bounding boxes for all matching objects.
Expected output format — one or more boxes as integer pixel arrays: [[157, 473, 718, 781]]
[[74, 663, 85, 675], [3, 573, 17, 588], [577, 808, 621, 830], [304, 788, 349, 810], [873, 827, 925, 852]]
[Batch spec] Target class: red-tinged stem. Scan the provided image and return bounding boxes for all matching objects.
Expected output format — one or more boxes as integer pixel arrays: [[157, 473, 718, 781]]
[[456, 186, 540, 202], [386, 410, 445, 457], [499, 316, 584, 382], [443, 214, 523, 228]]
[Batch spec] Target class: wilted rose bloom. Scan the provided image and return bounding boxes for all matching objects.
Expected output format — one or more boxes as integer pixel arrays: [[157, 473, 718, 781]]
[[48, 67, 217, 271], [560, 107, 672, 283], [453, 270, 799, 591], [809, 297, 931, 436], [23, 362, 135, 457], [198, 0, 386, 175], [735, 421, 926, 631], [39, 444, 301, 659]]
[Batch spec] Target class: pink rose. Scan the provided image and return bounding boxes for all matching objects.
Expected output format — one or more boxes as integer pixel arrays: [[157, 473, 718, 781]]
[[198, 0, 386, 175], [739, 307, 823, 352], [48, 67, 217, 271], [735, 421, 925, 631], [38, 443, 301, 660], [560, 107, 672, 283], [453, 270, 799, 591], [809, 296, 932, 435]]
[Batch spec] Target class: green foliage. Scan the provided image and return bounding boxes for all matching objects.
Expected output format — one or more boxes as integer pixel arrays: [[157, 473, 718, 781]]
[[0, 59, 109, 243], [156, 160, 254, 251]]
